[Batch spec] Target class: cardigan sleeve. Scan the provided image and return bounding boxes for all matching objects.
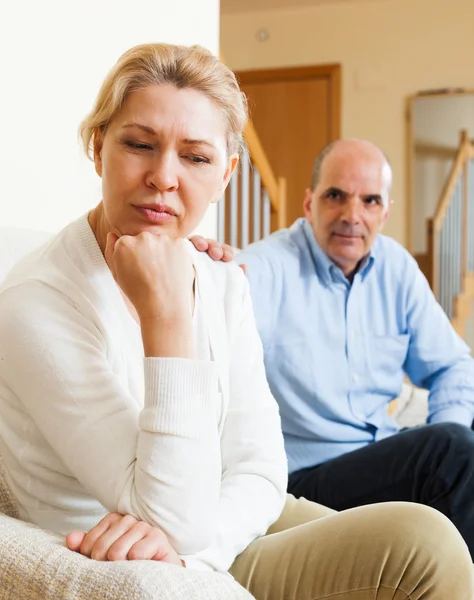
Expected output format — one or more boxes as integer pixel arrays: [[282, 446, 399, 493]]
[[183, 268, 287, 572], [0, 281, 222, 555]]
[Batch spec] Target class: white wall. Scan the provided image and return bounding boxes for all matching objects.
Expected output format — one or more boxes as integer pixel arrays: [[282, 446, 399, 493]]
[[0, 0, 219, 237]]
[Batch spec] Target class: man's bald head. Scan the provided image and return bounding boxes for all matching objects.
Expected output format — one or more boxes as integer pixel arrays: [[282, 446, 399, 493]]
[[310, 139, 393, 205]]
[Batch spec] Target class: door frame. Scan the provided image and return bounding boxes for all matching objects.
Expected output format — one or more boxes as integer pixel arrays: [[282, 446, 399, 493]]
[[234, 64, 342, 141]]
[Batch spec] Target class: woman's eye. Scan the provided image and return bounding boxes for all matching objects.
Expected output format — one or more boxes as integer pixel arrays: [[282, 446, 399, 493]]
[[125, 141, 153, 151], [186, 155, 210, 164]]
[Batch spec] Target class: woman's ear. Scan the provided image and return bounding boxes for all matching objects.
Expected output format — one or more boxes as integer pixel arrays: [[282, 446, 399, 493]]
[[211, 154, 239, 203], [93, 129, 104, 178], [225, 154, 240, 186]]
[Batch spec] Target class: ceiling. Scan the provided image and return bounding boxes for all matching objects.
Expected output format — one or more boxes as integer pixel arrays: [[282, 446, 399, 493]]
[[221, 0, 378, 15]]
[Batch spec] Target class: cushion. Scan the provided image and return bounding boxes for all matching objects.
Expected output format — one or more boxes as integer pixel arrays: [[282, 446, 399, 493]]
[[394, 382, 429, 429], [0, 455, 19, 518], [0, 513, 254, 600]]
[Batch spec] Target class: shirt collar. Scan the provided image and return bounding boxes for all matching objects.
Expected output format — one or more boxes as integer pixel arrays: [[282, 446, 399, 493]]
[[300, 218, 376, 285]]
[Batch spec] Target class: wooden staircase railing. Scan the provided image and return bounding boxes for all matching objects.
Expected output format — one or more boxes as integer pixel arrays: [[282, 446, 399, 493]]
[[217, 119, 287, 248], [424, 130, 474, 337]]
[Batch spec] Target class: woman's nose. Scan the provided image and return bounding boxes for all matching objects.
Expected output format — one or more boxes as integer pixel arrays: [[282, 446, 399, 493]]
[[146, 154, 179, 192]]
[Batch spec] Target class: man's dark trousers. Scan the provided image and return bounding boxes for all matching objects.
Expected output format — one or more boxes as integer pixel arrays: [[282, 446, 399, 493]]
[[288, 423, 474, 558]]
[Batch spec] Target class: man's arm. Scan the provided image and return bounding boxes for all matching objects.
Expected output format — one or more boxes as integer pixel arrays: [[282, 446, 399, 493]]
[[403, 259, 474, 427]]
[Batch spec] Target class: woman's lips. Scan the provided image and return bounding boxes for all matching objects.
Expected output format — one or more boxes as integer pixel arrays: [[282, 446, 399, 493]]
[[133, 204, 177, 224]]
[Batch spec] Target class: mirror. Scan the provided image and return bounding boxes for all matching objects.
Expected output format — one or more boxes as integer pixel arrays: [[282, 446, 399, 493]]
[[407, 91, 474, 259]]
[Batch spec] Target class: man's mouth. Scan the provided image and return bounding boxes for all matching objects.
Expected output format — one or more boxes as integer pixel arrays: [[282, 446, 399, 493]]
[[332, 232, 361, 238]]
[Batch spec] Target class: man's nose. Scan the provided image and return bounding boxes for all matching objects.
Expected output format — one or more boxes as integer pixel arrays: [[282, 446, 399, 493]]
[[146, 153, 179, 192], [341, 198, 362, 224]]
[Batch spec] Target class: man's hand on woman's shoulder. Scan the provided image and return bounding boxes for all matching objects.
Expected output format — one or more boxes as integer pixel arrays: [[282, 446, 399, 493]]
[[189, 235, 235, 262], [189, 236, 246, 274]]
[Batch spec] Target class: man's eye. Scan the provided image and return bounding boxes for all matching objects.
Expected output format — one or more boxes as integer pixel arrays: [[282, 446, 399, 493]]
[[327, 191, 341, 199], [365, 197, 381, 205]]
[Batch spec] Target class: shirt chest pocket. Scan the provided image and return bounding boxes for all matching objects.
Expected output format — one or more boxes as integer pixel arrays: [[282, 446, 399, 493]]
[[369, 333, 410, 374]]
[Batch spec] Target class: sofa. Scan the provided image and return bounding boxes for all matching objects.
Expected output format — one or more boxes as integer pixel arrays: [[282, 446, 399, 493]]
[[0, 226, 254, 600]]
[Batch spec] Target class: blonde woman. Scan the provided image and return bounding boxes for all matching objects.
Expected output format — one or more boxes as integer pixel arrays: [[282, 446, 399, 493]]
[[0, 43, 472, 599]]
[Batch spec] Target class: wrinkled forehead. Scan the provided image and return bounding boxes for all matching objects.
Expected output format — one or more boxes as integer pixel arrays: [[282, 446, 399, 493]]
[[111, 85, 228, 142], [319, 150, 392, 199]]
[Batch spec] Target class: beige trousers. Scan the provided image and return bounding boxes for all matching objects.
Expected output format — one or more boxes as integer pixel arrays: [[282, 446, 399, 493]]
[[230, 494, 474, 599]]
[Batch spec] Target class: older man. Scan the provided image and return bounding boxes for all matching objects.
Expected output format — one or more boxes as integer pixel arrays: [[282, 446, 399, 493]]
[[195, 138, 474, 556]]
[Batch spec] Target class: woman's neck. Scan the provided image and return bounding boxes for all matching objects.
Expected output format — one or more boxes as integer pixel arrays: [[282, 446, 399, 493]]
[[88, 202, 109, 257]]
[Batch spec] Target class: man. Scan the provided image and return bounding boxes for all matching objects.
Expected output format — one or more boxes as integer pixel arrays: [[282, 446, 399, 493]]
[[194, 138, 474, 557]]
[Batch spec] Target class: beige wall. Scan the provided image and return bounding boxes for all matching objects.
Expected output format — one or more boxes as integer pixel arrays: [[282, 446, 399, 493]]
[[221, 0, 474, 246]]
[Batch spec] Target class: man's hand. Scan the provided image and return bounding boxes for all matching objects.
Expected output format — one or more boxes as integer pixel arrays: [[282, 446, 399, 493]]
[[189, 236, 234, 262], [66, 513, 184, 566]]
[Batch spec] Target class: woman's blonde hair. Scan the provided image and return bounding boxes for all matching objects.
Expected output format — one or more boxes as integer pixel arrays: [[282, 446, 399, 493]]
[[79, 43, 248, 159]]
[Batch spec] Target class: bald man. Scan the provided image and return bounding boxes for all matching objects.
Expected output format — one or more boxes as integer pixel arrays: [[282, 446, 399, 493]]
[[195, 138, 474, 556]]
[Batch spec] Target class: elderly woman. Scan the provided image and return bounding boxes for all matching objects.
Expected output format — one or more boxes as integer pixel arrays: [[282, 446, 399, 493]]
[[0, 43, 472, 599]]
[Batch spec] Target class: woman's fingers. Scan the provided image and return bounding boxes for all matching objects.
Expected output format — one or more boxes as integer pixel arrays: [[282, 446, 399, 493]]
[[105, 521, 154, 561], [89, 514, 139, 561], [127, 529, 171, 561], [67, 512, 183, 566], [65, 530, 86, 552], [79, 512, 133, 559]]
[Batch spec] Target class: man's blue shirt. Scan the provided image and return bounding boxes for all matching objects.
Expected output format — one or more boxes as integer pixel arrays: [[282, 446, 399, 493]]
[[237, 219, 474, 473]]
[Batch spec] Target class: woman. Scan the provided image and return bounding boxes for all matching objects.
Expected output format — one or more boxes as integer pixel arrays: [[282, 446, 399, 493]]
[[0, 43, 472, 599]]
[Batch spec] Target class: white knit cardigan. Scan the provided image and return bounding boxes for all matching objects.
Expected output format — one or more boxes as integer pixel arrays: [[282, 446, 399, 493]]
[[0, 215, 287, 572]]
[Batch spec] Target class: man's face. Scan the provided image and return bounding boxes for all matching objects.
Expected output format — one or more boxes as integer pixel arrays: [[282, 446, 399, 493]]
[[303, 142, 391, 277]]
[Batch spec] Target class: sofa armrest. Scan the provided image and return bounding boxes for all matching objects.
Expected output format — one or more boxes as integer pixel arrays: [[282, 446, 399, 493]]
[[0, 514, 254, 600]]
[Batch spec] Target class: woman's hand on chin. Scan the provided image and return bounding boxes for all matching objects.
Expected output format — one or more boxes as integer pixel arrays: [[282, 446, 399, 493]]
[[66, 512, 184, 566], [105, 231, 195, 358], [105, 231, 194, 322]]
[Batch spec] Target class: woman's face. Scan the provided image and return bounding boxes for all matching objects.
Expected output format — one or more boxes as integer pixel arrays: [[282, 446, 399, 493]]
[[94, 84, 238, 239]]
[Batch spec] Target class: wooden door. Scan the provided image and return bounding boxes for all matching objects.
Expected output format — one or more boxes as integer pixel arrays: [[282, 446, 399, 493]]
[[236, 65, 341, 229]]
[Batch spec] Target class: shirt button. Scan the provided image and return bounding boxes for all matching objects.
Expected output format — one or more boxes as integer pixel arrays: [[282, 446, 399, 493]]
[[353, 374, 359, 383]]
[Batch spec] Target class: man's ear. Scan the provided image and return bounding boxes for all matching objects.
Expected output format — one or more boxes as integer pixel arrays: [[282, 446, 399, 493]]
[[93, 129, 104, 178], [303, 188, 313, 222], [212, 154, 239, 203]]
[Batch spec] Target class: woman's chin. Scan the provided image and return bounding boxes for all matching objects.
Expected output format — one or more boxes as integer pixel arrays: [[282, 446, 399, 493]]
[[116, 222, 180, 239]]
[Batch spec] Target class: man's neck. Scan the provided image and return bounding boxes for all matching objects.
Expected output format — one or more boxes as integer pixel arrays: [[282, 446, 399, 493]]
[[342, 254, 370, 284]]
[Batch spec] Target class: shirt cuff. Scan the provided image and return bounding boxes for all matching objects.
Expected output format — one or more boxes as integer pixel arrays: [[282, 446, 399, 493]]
[[428, 405, 474, 428]]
